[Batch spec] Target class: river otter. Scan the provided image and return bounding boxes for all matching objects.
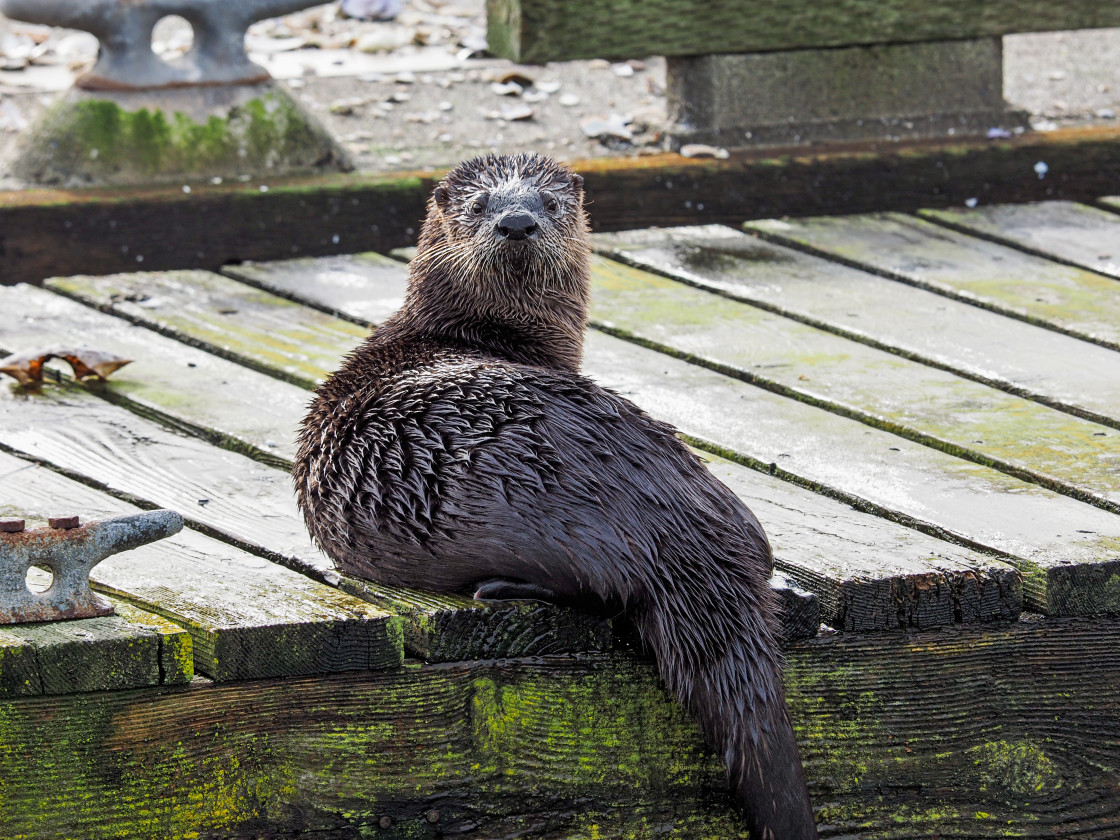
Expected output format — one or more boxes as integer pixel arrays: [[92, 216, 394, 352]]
[[294, 153, 816, 838]]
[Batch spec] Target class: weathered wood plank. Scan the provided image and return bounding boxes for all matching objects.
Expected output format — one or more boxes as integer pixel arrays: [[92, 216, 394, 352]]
[[583, 253, 1120, 512], [585, 331, 1120, 616], [46, 270, 371, 389], [748, 212, 1120, 351], [2, 618, 1120, 838], [919, 201, 1120, 281], [593, 224, 1120, 430], [1, 451, 403, 682], [224, 252, 409, 323], [486, 0, 1120, 63], [0, 283, 307, 468], [699, 451, 1019, 631], [227, 254, 1023, 630]]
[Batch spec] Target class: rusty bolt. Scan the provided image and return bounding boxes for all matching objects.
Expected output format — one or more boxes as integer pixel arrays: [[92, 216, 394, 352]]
[[378, 816, 392, 829], [49, 516, 81, 530], [425, 810, 440, 824], [0, 519, 26, 533]]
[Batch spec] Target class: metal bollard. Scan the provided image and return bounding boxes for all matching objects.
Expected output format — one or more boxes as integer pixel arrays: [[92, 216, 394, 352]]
[[0, 0, 319, 91], [0, 0, 351, 186], [0, 510, 183, 624]]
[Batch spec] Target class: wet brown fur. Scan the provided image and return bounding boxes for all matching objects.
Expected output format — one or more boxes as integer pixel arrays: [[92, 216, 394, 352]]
[[294, 153, 817, 838]]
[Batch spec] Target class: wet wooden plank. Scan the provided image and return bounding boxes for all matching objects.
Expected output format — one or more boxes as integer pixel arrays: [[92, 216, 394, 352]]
[[583, 253, 1120, 513], [1, 451, 402, 682], [8, 130, 1120, 288], [224, 252, 409, 324], [217, 254, 1023, 630], [747, 212, 1120, 351], [918, 201, 1120, 281], [0, 283, 307, 468], [486, 0, 1120, 63], [592, 224, 1120, 430], [586, 331, 1120, 617], [2, 618, 1120, 838], [46, 270, 371, 389], [699, 451, 1019, 631]]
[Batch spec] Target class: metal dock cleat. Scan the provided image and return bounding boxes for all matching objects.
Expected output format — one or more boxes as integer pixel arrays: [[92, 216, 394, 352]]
[[0, 0, 351, 186], [0, 510, 183, 624], [0, 0, 320, 91]]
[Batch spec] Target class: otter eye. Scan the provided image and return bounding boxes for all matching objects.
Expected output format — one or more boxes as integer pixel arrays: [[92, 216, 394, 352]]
[[545, 195, 559, 213], [470, 199, 486, 216]]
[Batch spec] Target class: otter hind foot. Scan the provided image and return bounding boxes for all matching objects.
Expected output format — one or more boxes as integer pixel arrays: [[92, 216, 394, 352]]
[[472, 579, 560, 604]]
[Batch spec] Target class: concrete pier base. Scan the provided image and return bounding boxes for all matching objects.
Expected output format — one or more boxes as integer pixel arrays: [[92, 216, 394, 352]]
[[667, 38, 1029, 148], [11, 82, 352, 187]]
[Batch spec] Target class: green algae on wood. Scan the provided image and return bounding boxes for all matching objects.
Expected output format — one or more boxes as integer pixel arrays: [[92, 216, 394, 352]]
[[12, 83, 350, 188], [0, 571, 192, 696], [581, 330, 1120, 617], [3, 618, 1120, 837], [748, 212, 1120, 351]]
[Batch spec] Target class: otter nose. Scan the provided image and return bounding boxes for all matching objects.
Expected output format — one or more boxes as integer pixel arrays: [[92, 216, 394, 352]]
[[496, 212, 539, 241]]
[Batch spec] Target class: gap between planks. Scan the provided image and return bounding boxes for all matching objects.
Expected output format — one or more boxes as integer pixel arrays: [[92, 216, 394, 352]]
[[3, 278, 1004, 631], [219, 251, 1120, 617]]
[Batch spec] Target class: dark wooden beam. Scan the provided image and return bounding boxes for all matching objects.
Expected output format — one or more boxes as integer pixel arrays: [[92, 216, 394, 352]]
[[3, 127, 1120, 287], [486, 0, 1120, 63], [2, 617, 1120, 837]]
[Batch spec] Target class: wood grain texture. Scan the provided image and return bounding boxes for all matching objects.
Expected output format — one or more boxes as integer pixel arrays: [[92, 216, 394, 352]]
[[919, 201, 1120, 281], [593, 224, 1120, 430], [210, 253, 1023, 631], [46, 271, 371, 390], [1, 451, 402, 682], [0, 283, 308, 468], [2, 618, 1120, 837], [486, 0, 1120, 63], [748, 212, 1120, 351], [584, 253, 1120, 513], [223, 251, 410, 323]]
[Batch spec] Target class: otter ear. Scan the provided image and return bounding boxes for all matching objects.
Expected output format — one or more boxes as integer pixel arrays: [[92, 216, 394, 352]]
[[570, 173, 585, 192], [433, 185, 450, 206]]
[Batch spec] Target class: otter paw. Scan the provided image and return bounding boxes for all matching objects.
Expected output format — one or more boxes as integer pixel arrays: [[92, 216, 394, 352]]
[[472, 579, 559, 604]]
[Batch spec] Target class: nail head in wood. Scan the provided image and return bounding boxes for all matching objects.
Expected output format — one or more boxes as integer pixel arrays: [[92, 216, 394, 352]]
[[378, 816, 393, 829], [0, 519, 25, 533], [48, 516, 80, 530], [425, 810, 440, 824]]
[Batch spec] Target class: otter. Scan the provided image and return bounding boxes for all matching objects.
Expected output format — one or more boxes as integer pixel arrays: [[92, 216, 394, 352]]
[[294, 153, 817, 838]]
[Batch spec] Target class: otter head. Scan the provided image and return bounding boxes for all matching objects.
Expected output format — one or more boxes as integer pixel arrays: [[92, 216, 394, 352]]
[[403, 153, 592, 371]]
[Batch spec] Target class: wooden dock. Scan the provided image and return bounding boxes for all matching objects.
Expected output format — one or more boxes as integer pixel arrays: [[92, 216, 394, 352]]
[[1, 196, 1119, 837]]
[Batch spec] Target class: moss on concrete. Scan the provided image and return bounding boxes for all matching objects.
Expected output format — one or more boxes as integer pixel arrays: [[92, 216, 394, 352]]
[[13, 84, 351, 187]]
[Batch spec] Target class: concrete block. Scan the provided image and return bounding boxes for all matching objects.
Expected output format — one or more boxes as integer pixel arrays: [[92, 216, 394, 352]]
[[668, 38, 1029, 147]]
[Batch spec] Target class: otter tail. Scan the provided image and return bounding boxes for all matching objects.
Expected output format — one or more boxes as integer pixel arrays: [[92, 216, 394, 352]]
[[638, 571, 817, 839]]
